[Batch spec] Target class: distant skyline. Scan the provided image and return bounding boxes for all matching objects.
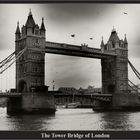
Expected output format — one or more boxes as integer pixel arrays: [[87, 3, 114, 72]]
[[0, 4, 140, 91]]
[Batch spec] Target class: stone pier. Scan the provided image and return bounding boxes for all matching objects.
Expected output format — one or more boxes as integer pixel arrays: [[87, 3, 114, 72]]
[[7, 92, 56, 114]]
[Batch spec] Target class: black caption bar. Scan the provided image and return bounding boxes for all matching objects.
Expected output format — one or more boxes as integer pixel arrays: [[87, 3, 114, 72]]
[[0, 131, 139, 139]]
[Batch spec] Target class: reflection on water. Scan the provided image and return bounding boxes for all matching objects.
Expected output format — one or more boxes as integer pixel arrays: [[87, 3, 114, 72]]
[[100, 112, 134, 130], [0, 108, 140, 130]]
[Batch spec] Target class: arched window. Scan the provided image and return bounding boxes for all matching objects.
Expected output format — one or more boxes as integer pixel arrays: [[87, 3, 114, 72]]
[[36, 39, 39, 44], [35, 30, 39, 35], [112, 43, 115, 48]]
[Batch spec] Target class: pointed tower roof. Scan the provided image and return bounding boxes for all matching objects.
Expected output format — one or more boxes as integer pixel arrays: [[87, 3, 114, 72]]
[[40, 17, 46, 31], [15, 21, 20, 34], [25, 9, 35, 28], [109, 28, 120, 42], [124, 34, 128, 43], [101, 36, 104, 46]]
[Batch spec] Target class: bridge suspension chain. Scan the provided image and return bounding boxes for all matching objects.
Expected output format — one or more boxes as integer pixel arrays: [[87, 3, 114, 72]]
[[128, 60, 140, 80], [128, 84, 136, 92], [128, 59, 140, 93], [0, 47, 27, 74], [0, 52, 15, 68], [0, 47, 27, 92], [128, 79, 140, 92]]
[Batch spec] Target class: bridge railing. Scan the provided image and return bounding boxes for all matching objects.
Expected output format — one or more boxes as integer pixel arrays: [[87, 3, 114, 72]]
[[0, 92, 22, 97]]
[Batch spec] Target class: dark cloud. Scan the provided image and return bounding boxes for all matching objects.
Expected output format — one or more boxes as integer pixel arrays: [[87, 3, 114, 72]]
[[42, 4, 117, 25]]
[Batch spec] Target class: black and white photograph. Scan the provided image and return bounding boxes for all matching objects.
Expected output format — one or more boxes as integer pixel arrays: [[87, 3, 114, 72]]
[[0, 3, 140, 134]]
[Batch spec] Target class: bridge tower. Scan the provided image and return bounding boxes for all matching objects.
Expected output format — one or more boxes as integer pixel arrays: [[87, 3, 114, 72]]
[[7, 10, 56, 114], [101, 29, 128, 108], [15, 10, 46, 92]]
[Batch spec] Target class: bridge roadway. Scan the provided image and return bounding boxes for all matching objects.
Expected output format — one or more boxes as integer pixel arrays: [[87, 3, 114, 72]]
[[0, 92, 21, 97], [0, 92, 112, 102], [1, 91, 139, 102], [54, 92, 112, 102], [45, 41, 117, 59]]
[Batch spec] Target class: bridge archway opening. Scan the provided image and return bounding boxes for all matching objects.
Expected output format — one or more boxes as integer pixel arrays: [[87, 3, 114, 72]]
[[18, 80, 27, 93], [45, 54, 101, 90]]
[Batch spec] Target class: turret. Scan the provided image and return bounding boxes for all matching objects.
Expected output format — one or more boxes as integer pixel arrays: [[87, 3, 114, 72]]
[[15, 21, 21, 40], [100, 36, 104, 52], [108, 28, 120, 49], [40, 17, 46, 37], [124, 34, 128, 49], [124, 34, 127, 43], [25, 9, 35, 35]]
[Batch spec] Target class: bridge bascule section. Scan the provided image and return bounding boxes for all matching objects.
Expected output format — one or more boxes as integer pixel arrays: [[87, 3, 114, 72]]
[[0, 10, 140, 113]]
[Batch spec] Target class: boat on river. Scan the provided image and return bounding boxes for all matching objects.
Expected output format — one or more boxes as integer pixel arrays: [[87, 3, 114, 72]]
[[65, 102, 80, 108]]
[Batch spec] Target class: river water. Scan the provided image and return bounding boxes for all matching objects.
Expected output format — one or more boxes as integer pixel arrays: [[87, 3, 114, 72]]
[[0, 108, 140, 130]]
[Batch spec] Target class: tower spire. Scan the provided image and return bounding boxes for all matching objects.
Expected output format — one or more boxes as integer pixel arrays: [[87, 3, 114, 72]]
[[109, 27, 119, 43], [124, 33, 128, 43], [101, 36, 104, 45], [15, 21, 20, 34], [112, 26, 116, 32], [41, 17, 46, 31], [29, 8, 32, 16], [25, 9, 35, 28]]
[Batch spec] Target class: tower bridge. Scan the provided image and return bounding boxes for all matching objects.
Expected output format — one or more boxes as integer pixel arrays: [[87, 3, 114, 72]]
[[0, 10, 140, 114]]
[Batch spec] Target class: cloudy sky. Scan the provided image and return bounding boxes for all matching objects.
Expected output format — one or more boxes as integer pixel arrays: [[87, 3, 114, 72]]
[[0, 4, 140, 91]]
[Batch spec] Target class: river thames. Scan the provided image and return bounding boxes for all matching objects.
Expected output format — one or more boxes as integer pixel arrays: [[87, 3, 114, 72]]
[[0, 108, 140, 130]]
